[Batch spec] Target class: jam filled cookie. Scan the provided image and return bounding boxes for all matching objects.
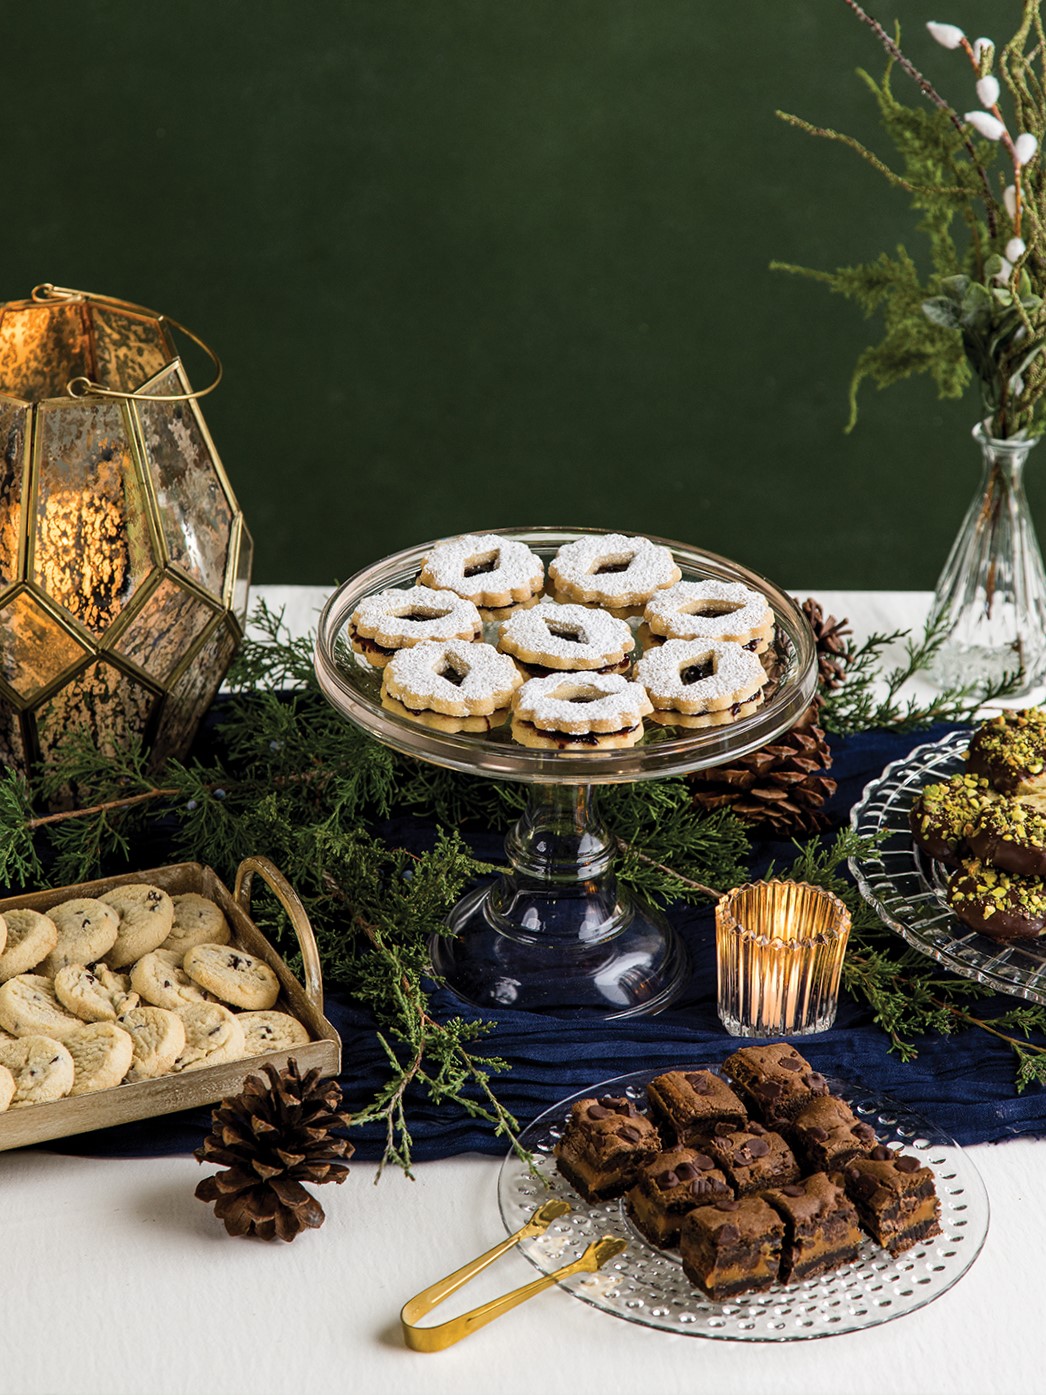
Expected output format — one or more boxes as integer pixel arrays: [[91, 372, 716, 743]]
[[966, 707, 1046, 794], [381, 639, 523, 725], [497, 601, 634, 678], [908, 772, 997, 866], [510, 672, 653, 750], [634, 639, 768, 728], [947, 857, 1046, 941], [348, 585, 483, 668], [418, 533, 544, 609], [643, 579, 774, 653], [548, 533, 681, 610]]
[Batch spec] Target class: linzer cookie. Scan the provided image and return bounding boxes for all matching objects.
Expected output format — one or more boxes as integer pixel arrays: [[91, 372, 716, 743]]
[[381, 639, 522, 731], [553, 1094, 661, 1202], [548, 533, 681, 610], [643, 578, 774, 653], [510, 672, 653, 750], [966, 707, 1046, 794], [723, 1042, 830, 1127], [625, 1145, 733, 1248], [634, 638, 768, 728], [946, 857, 1046, 941], [496, 601, 634, 677], [909, 772, 996, 866], [418, 533, 544, 609], [348, 585, 483, 668]]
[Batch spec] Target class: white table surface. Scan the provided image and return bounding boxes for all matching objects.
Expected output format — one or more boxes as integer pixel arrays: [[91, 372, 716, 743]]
[[2, 586, 1042, 1395]]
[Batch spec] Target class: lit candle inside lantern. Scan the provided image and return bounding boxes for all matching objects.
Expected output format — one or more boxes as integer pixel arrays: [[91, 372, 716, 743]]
[[715, 881, 851, 1037]]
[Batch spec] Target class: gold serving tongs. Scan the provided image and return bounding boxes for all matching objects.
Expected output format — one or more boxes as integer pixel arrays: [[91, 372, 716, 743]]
[[400, 1199, 627, 1352]]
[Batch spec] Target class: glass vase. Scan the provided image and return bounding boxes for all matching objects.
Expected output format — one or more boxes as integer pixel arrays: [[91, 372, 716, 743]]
[[927, 421, 1046, 695]]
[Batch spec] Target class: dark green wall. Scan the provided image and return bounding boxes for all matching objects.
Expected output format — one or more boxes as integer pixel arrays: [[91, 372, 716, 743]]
[[6, 0, 1034, 588]]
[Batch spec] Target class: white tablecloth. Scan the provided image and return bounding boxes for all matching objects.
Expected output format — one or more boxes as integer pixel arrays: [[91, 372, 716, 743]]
[[2, 588, 1040, 1395]]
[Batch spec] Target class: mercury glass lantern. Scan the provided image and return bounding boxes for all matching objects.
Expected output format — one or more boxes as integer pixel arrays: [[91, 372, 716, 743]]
[[0, 283, 251, 779]]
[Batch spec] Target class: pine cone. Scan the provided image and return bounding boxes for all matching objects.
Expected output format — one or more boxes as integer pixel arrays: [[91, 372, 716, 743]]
[[689, 701, 837, 836], [799, 597, 853, 692], [194, 1058, 354, 1241]]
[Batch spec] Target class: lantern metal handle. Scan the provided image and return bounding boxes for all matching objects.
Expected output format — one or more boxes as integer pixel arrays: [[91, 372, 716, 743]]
[[31, 282, 223, 403]]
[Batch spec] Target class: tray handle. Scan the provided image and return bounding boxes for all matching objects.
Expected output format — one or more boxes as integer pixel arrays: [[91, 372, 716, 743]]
[[233, 856, 324, 1016]]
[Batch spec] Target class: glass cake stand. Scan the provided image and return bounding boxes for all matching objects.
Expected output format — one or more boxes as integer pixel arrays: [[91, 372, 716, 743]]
[[314, 527, 817, 1017]]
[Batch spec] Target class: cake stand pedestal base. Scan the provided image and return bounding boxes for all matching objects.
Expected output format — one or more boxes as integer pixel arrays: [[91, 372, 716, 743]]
[[431, 784, 689, 1017]]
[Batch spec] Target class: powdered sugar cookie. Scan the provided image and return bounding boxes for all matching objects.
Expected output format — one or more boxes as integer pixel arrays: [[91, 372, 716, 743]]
[[64, 1021, 134, 1095], [118, 1005, 186, 1080], [131, 949, 213, 1010], [0, 974, 85, 1040], [238, 1009, 310, 1056], [40, 898, 120, 976], [161, 893, 231, 956], [54, 963, 138, 1022], [382, 639, 523, 718], [0, 908, 58, 982], [0, 1034, 74, 1106], [183, 943, 280, 1010], [635, 638, 769, 728], [497, 601, 635, 677], [548, 534, 681, 609], [173, 1001, 246, 1071], [100, 884, 175, 968], [418, 533, 544, 608], [380, 690, 512, 734], [349, 585, 483, 668], [643, 579, 774, 653], [0, 1063, 13, 1111], [511, 672, 653, 750]]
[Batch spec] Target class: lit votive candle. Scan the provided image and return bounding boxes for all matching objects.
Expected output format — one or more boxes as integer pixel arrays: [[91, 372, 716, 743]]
[[715, 880, 851, 1038]]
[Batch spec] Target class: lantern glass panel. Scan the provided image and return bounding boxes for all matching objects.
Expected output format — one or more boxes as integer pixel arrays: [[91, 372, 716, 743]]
[[91, 305, 175, 393], [34, 658, 158, 765], [0, 303, 91, 402], [0, 398, 28, 585], [153, 618, 238, 762], [0, 592, 89, 701], [114, 575, 221, 683]]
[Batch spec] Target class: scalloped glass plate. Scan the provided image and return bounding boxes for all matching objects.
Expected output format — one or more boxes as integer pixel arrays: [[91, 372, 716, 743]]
[[850, 729, 1046, 1005], [497, 1064, 987, 1341]]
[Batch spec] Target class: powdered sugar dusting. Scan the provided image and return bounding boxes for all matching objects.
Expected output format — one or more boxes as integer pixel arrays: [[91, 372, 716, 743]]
[[514, 672, 653, 729], [635, 638, 766, 704], [351, 586, 482, 643], [549, 534, 680, 602], [499, 602, 633, 664], [420, 533, 544, 599], [385, 639, 520, 705], [644, 579, 771, 641]]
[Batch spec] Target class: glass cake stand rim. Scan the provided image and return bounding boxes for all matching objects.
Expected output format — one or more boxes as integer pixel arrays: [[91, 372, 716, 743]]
[[497, 1061, 989, 1342], [313, 525, 818, 785]]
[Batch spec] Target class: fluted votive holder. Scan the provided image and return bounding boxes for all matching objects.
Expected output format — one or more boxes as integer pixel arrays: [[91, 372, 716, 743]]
[[715, 880, 851, 1038]]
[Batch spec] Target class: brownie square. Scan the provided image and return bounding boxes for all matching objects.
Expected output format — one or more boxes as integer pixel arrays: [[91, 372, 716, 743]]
[[646, 1068, 747, 1146], [790, 1094, 879, 1173], [762, 1172, 865, 1282], [723, 1042, 830, 1128], [843, 1147, 942, 1254], [680, 1195, 784, 1298], [553, 1095, 661, 1202], [707, 1122, 800, 1196], [625, 1145, 732, 1249]]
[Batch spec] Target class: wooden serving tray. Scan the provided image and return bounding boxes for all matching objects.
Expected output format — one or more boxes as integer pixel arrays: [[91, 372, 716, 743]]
[[0, 856, 341, 1151]]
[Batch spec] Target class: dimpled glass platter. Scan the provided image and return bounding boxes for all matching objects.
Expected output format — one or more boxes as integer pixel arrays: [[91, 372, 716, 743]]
[[850, 730, 1046, 1006], [498, 1065, 988, 1341]]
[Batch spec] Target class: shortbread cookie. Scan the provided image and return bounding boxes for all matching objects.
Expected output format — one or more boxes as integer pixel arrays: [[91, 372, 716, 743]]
[[0, 974, 85, 1040], [0, 1063, 13, 1111], [40, 897, 120, 976], [131, 949, 213, 1010], [100, 884, 175, 968], [173, 1002, 246, 1072], [966, 708, 1046, 794], [381, 639, 523, 718], [634, 638, 769, 728], [348, 585, 483, 668], [909, 773, 997, 867], [54, 963, 139, 1022], [968, 794, 1046, 877], [511, 672, 653, 750], [238, 1009, 310, 1056], [418, 533, 544, 608], [643, 579, 775, 654], [0, 1034, 74, 1106], [947, 857, 1046, 942], [379, 690, 511, 733], [0, 913, 6, 958], [161, 893, 232, 957], [64, 1021, 135, 1096], [497, 602, 635, 677], [548, 533, 681, 609], [183, 943, 280, 1010], [0, 908, 59, 982], [118, 1005, 186, 1080]]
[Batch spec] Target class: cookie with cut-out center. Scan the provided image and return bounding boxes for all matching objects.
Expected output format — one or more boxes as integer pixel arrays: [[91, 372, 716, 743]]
[[100, 884, 175, 969], [54, 963, 139, 1022], [0, 1034, 74, 1106], [548, 534, 681, 609], [0, 908, 58, 982], [497, 601, 635, 677], [510, 672, 652, 750], [64, 1021, 135, 1095], [349, 585, 483, 668], [131, 948, 213, 1010], [379, 691, 512, 734], [161, 893, 232, 957], [643, 579, 774, 654], [173, 1002, 246, 1071], [40, 898, 120, 976], [0, 974, 86, 1040], [635, 638, 768, 729], [117, 1004, 186, 1080], [381, 639, 522, 718], [183, 943, 280, 1010], [238, 1009, 310, 1057], [418, 533, 544, 609]]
